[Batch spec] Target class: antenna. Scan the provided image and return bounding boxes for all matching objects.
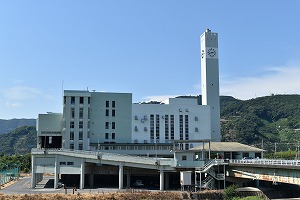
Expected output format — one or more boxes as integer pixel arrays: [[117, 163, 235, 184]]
[[62, 79, 64, 97]]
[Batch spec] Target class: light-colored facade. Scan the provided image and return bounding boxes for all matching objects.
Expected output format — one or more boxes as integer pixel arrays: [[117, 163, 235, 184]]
[[32, 29, 233, 191], [201, 29, 221, 142], [132, 97, 211, 149]]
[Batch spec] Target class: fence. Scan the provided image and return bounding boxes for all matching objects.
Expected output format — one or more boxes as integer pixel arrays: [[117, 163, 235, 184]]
[[0, 167, 19, 188]]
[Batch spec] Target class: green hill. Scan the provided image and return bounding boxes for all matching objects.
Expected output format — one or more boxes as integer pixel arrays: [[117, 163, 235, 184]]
[[0, 126, 37, 155], [221, 94, 300, 151]]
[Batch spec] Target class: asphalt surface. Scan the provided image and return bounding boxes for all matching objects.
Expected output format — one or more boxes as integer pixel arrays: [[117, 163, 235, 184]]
[[0, 176, 121, 195]]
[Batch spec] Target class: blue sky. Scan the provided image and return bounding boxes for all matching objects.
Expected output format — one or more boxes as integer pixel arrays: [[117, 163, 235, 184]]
[[1, 1, 300, 119]]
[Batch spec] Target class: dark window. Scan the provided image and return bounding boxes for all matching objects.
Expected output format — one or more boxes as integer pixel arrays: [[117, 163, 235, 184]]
[[79, 144, 83, 150], [112, 109, 115, 117], [67, 162, 74, 165], [80, 97, 84, 104], [182, 155, 187, 161], [112, 133, 115, 140], [106, 101, 109, 108], [79, 108, 83, 118], [88, 97, 90, 104], [79, 131, 83, 140], [70, 132, 74, 140], [112, 122, 115, 129], [105, 109, 109, 116], [71, 97, 75, 104], [112, 101, 115, 108], [70, 121, 74, 129], [105, 122, 109, 129], [79, 121, 83, 129], [105, 133, 109, 139]]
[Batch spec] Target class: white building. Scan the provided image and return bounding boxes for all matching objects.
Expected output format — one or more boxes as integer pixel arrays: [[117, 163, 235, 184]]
[[32, 29, 229, 190]]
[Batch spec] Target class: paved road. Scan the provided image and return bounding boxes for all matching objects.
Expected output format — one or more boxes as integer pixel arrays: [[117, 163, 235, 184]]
[[0, 176, 120, 195]]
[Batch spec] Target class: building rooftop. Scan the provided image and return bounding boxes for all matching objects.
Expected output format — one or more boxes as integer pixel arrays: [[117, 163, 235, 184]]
[[191, 142, 264, 152]]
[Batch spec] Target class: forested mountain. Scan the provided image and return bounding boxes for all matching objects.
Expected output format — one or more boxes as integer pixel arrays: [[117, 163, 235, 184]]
[[221, 94, 300, 151], [0, 119, 36, 134], [0, 126, 37, 155]]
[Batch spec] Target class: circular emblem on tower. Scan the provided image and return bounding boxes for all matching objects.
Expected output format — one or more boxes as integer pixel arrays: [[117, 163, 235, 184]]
[[207, 48, 216, 57]]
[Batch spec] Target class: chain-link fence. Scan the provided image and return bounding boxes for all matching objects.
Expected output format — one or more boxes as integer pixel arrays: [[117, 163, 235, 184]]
[[0, 167, 19, 188]]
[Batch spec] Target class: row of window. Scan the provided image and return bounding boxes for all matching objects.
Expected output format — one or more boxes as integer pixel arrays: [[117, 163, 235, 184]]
[[64, 96, 91, 105], [105, 132, 115, 140], [59, 161, 74, 166], [106, 100, 116, 108], [105, 122, 115, 129], [105, 109, 116, 117]]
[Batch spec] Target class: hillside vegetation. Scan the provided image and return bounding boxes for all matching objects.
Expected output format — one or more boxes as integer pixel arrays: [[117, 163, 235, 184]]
[[221, 94, 300, 151], [0, 126, 36, 155]]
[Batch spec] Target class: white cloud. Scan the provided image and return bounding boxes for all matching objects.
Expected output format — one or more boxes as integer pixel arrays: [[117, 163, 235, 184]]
[[5, 102, 22, 108], [221, 64, 300, 100], [4, 86, 41, 100]]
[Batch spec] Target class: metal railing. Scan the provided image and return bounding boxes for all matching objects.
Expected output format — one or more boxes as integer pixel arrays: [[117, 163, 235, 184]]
[[230, 159, 300, 166], [32, 148, 175, 167], [0, 167, 19, 188]]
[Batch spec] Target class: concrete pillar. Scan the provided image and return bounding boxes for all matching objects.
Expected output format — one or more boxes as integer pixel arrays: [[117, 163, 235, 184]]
[[54, 155, 58, 189], [126, 173, 130, 188], [31, 155, 36, 188], [89, 174, 94, 187], [80, 158, 85, 189], [119, 164, 123, 189], [159, 169, 164, 191]]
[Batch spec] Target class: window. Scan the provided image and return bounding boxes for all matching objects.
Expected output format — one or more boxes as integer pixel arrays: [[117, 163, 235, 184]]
[[70, 121, 74, 129], [105, 109, 109, 116], [170, 115, 174, 140], [179, 115, 183, 140], [79, 108, 83, 118], [79, 143, 83, 150], [79, 131, 83, 140], [112, 101, 115, 108], [182, 155, 187, 161], [112, 133, 115, 140], [112, 122, 115, 129], [79, 121, 83, 129], [105, 133, 109, 139], [156, 114, 160, 141], [60, 162, 66, 165], [88, 97, 90, 104], [105, 122, 109, 129], [165, 115, 169, 140], [63, 96, 66, 105], [106, 101, 109, 108], [80, 97, 84, 104], [185, 115, 189, 140], [70, 132, 74, 140], [71, 96, 75, 104], [71, 108, 75, 118], [150, 114, 154, 140], [70, 144, 74, 150], [112, 109, 115, 117], [67, 162, 74, 165]]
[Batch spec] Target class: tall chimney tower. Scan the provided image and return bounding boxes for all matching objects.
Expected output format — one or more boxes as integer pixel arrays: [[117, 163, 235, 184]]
[[200, 29, 221, 142]]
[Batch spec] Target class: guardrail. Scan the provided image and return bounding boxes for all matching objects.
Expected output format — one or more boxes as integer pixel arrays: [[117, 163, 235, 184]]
[[229, 159, 300, 166], [0, 167, 19, 188], [32, 148, 175, 167]]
